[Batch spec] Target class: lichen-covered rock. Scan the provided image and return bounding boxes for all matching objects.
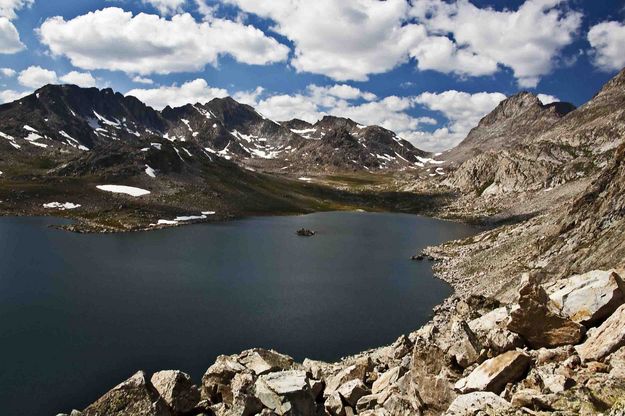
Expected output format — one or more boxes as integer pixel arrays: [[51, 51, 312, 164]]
[[577, 304, 625, 362], [507, 274, 585, 348], [253, 370, 315, 416], [454, 350, 531, 394], [549, 269, 625, 326], [83, 371, 172, 416], [150, 370, 200, 414], [444, 391, 512, 415]]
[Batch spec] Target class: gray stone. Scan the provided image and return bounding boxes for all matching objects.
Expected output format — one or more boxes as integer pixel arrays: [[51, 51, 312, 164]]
[[454, 350, 531, 394], [239, 349, 294, 375], [83, 371, 172, 416], [336, 379, 370, 407], [151, 370, 200, 414], [444, 392, 512, 415], [253, 370, 315, 416]]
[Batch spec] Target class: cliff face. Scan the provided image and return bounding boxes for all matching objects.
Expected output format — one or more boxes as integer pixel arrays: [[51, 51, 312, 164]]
[[445, 68, 625, 196]]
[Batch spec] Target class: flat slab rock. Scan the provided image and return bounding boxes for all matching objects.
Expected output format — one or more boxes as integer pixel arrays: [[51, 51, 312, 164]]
[[254, 370, 316, 416], [577, 303, 625, 362], [455, 350, 531, 394], [445, 392, 513, 416]]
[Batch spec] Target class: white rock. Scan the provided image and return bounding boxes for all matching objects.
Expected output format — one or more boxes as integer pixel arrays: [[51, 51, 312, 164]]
[[454, 350, 531, 394], [577, 304, 625, 362], [549, 269, 625, 326]]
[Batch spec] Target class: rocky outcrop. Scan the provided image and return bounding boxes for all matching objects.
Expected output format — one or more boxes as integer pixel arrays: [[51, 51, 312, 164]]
[[507, 274, 585, 348], [254, 370, 317, 416]]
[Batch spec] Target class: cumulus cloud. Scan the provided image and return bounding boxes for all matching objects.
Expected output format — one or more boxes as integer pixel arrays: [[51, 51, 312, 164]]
[[0, 88, 27, 103], [537, 93, 560, 105], [588, 21, 625, 72], [17, 66, 98, 89], [0, 17, 24, 53], [410, 0, 582, 87], [237, 83, 438, 145], [131, 75, 154, 85], [411, 90, 507, 150], [224, 0, 425, 81], [0, 66, 16, 77], [38, 7, 289, 76], [0, 0, 33, 20], [225, 0, 581, 85], [126, 78, 228, 109], [17, 65, 58, 88], [60, 71, 97, 88], [142, 0, 186, 16]]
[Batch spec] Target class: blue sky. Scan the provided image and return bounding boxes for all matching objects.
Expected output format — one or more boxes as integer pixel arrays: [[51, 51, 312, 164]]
[[1, 0, 624, 150]]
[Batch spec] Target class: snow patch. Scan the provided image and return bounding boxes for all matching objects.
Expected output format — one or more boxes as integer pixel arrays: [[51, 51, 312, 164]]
[[43, 202, 81, 210], [96, 185, 150, 197], [144, 165, 156, 178]]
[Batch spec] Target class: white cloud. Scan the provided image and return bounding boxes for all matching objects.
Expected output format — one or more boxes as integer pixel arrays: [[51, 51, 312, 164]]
[[17, 66, 98, 89], [410, 0, 582, 87], [588, 21, 625, 72], [142, 0, 186, 16], [0, 17, 24, 53], [38, 7, 289, 76], [225, 0, 581, 85], [0, 67, 16, 77], [411, 90, 507, 150], [17, 65, 58, 88], [238, 83, 438, 145], [131, 75, 154, 85], [537, 93, 559, 105], [224, 0, 425, 81], [60, 71, 97, 88], [0, 0, 33, 20], [126, 78, 228, 109], [0, 88, 28, 103]]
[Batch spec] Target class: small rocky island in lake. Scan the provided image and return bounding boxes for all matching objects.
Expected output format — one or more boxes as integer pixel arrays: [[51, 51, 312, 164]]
[[296, 228, 316, 237]]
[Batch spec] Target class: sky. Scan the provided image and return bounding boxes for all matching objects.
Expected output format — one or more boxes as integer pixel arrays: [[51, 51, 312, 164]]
[[0, 0, 624, 151]]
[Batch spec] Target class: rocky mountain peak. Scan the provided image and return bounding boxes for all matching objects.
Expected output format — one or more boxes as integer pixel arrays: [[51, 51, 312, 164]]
[[479, 92, 573, 128]]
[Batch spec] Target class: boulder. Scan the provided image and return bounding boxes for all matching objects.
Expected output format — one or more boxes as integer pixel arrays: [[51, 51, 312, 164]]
[[151, 370, 200, 414], [609, 347, 625, 378], [202, 355, 247, 404], [507, 274, 585, 348], [337, 379, 370, 407], [371, 366, 406, 395], [324, 358, 371, 396], [577, 304, 625, 362], [485, 328, 523, 356], [447, 320, 483, 368], [549, 269, 625, 326], [382, 394, 418, 415], [510, 389, 555, 411], [355, 394, 380, 413], [324, 391, 345, 416], [83, 371, 172, 416], [239, 349, 294, 375], [468, 307, 509, 335], [454, 350, 531, 394], [228, 372, 263, 416], [253, 370, 316, 416], [409, 337, 455, 411], [444, 392, 512, 415]]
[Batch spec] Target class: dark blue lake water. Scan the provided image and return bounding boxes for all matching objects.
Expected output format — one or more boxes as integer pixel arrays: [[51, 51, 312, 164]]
[[0, 212, 478, 415]]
